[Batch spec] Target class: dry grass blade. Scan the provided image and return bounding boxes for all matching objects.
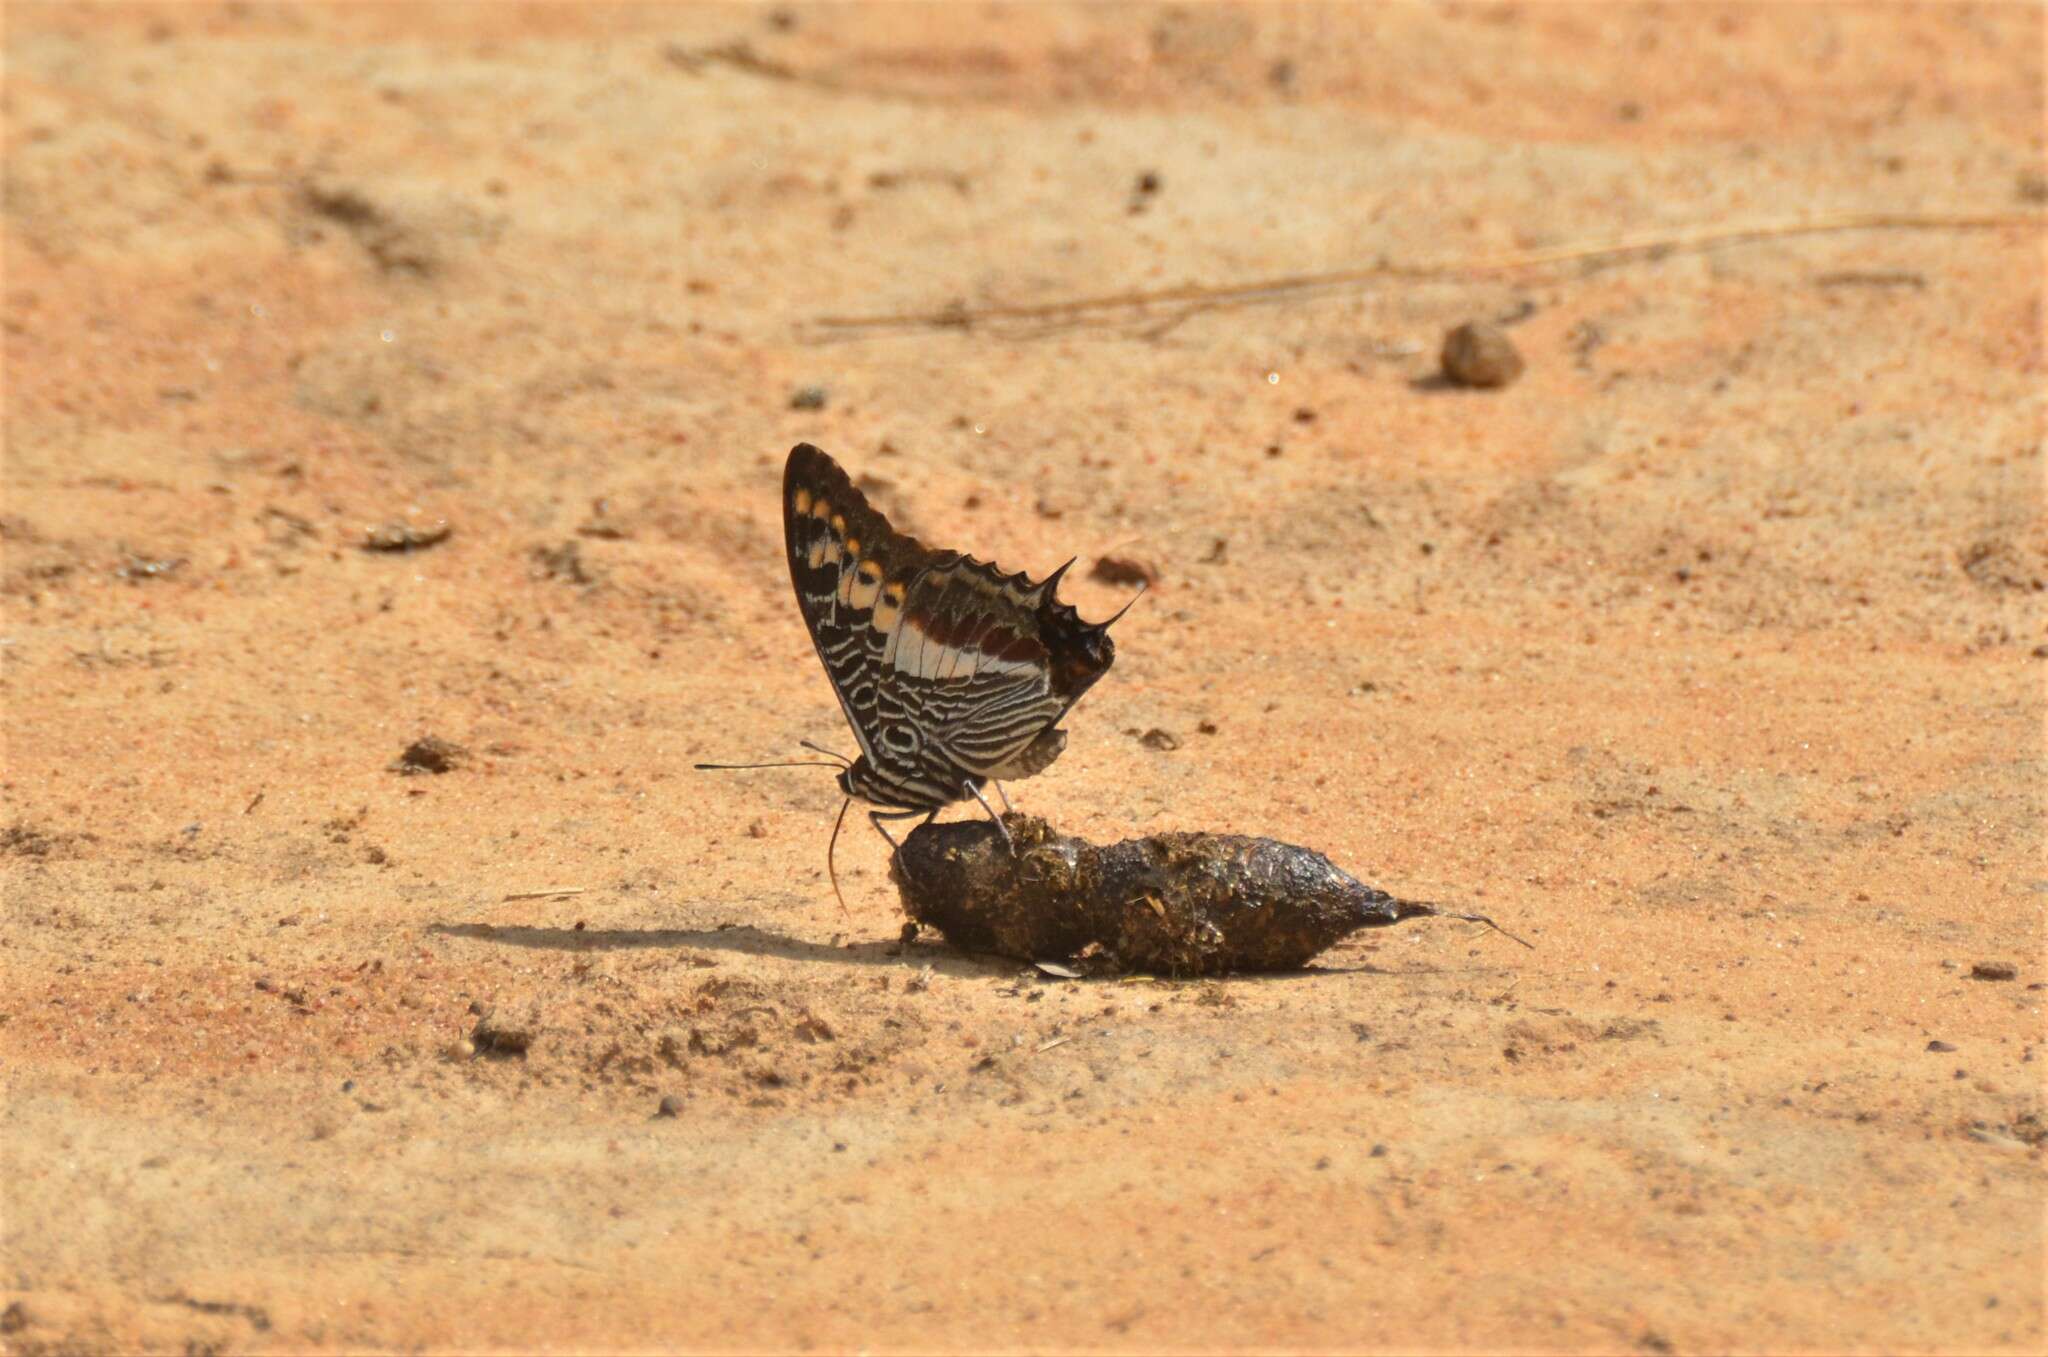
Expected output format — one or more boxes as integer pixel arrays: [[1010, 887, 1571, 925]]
[[812, 211, 2040, 334]]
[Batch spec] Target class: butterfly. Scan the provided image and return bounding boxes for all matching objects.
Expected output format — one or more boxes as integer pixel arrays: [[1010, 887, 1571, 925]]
[[701, 443, 1139, 907]]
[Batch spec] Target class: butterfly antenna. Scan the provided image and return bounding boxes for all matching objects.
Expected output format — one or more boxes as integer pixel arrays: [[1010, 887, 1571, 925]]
[[694, 759, 846, 772], [825, 795, 852, 918], [799, 740, 853, 767]]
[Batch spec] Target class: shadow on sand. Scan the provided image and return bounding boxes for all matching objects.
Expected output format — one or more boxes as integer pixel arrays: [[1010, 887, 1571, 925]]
[[427, 921, 1426, 981], [425, 921, 1009, 976]]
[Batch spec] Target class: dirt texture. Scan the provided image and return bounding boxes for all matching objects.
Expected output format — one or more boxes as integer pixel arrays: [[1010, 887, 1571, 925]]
[[3, 4, 2043, 1353]]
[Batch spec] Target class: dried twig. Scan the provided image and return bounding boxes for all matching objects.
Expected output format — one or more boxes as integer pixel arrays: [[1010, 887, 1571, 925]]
[[501, 887, 587, 902], [812, 210, 2039, 334]]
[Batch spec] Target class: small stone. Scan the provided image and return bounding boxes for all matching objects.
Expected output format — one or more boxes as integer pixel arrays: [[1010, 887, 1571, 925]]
[[1969, 961, 2017, 981], [789, 386, 828, 410], [1138, 728, 1181, 752], [1440, 321, 1525, 389], [1926, 1039, 1957, 1053], [1, 1301, 27, 1334], [655, 1094, 685, 1118], [361, 519, 451, 552]]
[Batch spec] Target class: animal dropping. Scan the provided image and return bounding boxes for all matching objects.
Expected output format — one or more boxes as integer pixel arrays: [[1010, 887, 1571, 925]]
[[894, 814, 1530, 975]]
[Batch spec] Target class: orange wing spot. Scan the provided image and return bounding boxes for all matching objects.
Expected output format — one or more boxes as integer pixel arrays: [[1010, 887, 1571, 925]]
[[845, 537, 860, 558], [871, 583, 904, 632], [810, 499, 830, 521], [792, 487, 812, 514], [831, 514, 847, 536]]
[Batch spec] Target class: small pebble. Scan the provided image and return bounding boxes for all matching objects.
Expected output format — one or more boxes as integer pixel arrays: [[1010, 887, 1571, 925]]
[[361, 520, 451, 552], [1969, 961, 2017, 981], [1440, 321, 1525, 389], [1926, 1039, 1957, 1053], [790, 386, 828, 411], [655, 1094, 685, 1118]]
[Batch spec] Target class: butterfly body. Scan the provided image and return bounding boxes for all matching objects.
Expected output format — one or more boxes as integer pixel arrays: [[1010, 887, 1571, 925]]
[[782, 443, 1120, 815]]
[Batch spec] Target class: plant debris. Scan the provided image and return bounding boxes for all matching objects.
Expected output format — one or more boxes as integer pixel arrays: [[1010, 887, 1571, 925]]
[[1970, 961, 2018, 981], [893, 813, 1530, 975], [115, 552, 186, 581]]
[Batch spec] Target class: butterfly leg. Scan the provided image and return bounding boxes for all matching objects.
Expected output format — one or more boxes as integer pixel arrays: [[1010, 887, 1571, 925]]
[[869, 807, 933, 893], [866, 807, 926, 857], [993, 780, 1012, 813], [962, 781, 1015, 852]]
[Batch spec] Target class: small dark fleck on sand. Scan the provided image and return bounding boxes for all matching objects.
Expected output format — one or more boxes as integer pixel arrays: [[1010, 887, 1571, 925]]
[[1091, 555, 1159, 588], [471, 1006, 537, 1057], [529, 541, 593, 584], [1969, 961, 2017, 981], [1926, 1039, 1957, 1053], [390, 736, 466, 775], [1139, 728, 1181, 752], [655, 1094, 685, 1118], [1128, 171, 1162, 213], [1440, 321, 1525, 389], [790, 386, 828, 410]]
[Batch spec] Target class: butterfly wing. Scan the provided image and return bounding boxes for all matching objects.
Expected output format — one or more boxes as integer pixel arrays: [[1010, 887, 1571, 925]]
[[882, 559, 1076, 778], [783, 443, 1121, 807], [783, 444, 938, 780]]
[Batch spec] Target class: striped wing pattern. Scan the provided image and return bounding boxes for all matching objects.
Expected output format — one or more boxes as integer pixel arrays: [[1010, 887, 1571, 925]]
[[782, 443, 1117, 812]]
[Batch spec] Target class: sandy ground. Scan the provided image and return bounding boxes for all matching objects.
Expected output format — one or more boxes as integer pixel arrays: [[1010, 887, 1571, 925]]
[[3, 3, 2044, 1353]]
